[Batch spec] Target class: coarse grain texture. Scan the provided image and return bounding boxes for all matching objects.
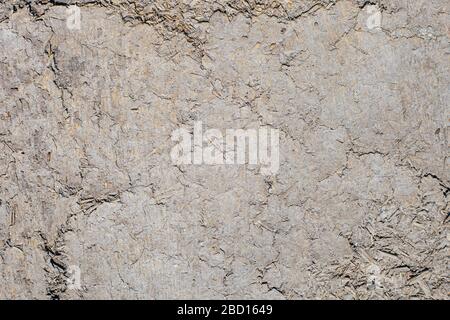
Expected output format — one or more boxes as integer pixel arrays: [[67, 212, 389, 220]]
[[0, 0, 448, 299]]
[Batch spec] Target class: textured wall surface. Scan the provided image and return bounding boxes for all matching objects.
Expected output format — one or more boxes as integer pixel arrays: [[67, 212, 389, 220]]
[[0, 0, 449, 299]]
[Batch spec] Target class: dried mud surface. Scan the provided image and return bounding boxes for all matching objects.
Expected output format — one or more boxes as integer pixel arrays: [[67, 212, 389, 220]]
[[0, 0, 449, 299]]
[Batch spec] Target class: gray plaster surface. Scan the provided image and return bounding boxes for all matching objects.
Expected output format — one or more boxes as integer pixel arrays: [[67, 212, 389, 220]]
[[0, 0, 448, 299]]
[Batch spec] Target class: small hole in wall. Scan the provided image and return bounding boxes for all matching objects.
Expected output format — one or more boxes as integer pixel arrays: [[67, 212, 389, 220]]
[[314, 22, 319, 27]]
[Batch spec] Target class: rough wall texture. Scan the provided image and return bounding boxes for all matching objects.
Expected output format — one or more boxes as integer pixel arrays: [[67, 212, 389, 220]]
[[0, 0, 449, 299]]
